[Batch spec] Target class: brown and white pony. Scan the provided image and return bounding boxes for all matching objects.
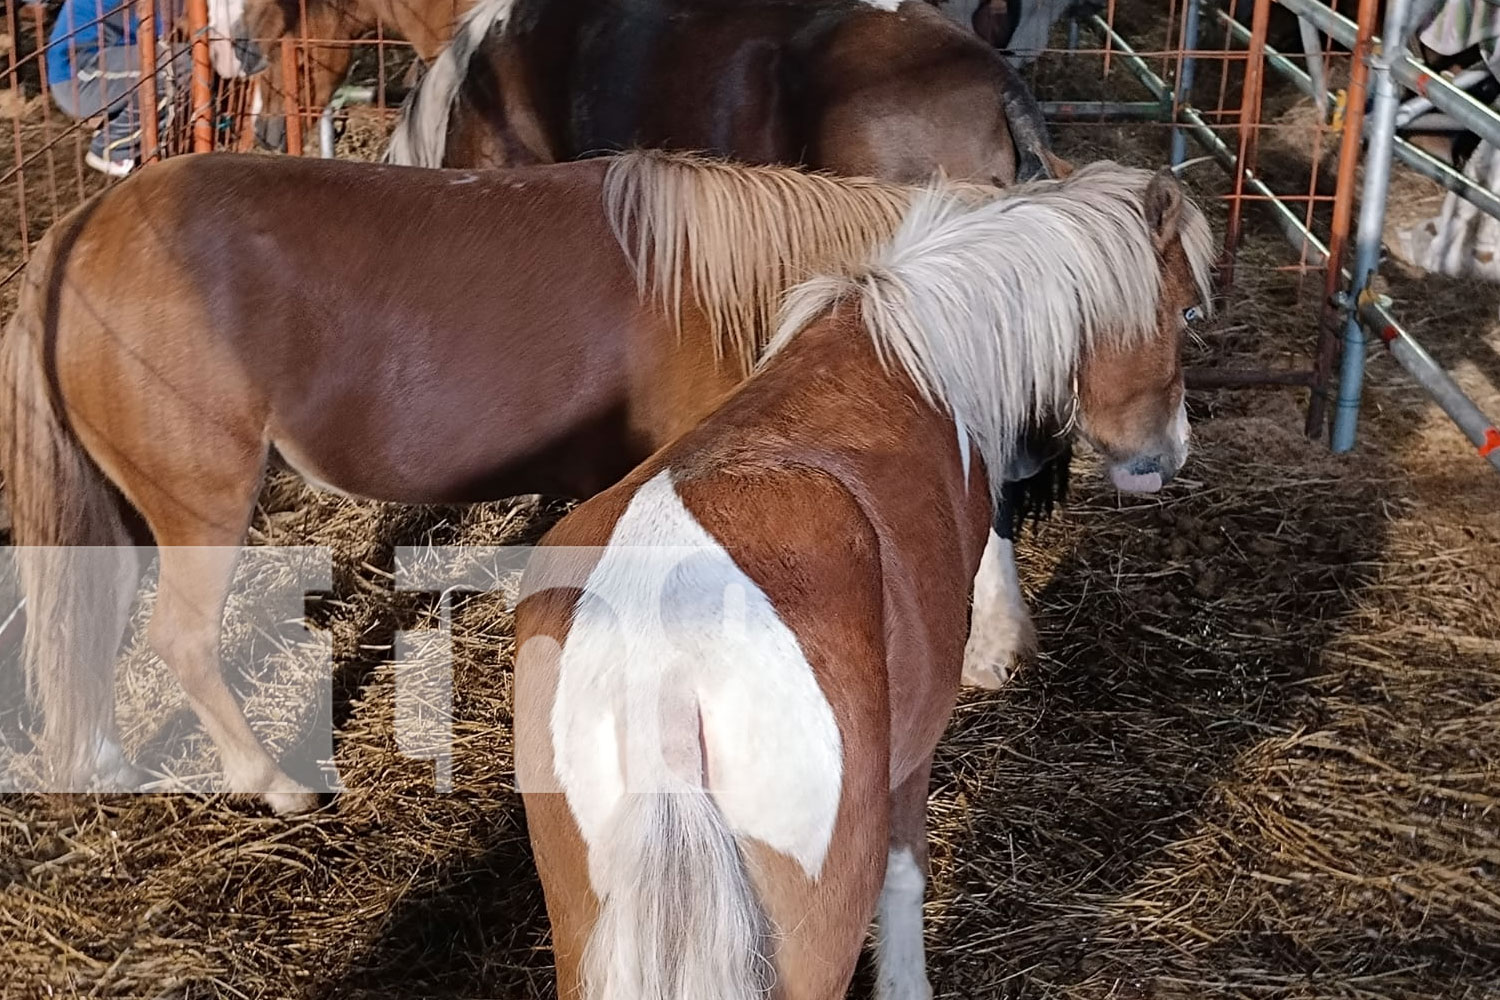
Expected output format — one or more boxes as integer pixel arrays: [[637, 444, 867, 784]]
[[513, 160, 1215, 1000], [386, 0, 1065, 684], [1, 151, 1041, 814]]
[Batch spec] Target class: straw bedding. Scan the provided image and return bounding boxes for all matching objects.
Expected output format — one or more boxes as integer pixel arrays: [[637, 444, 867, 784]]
[[1, 2, 1498, 996]]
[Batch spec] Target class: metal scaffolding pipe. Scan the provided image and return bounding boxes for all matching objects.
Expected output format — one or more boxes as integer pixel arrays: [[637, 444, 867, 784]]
[[1101, 10, 1500, 473], [318, 85, 377, 158], [1395, 64, 1490, 126], [1171, 0, 1203, 164], [1298, 13, 1328, 119], [1360, 298, 1500, 470], [1331, 0, 1409, 453], [1279, 0, 1500, 152], [1220, 9, 1500, 238]]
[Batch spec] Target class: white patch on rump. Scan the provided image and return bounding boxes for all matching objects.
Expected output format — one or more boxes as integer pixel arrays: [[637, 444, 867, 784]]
[[857, 0, 903, 9], [551, 469, 845, 885]]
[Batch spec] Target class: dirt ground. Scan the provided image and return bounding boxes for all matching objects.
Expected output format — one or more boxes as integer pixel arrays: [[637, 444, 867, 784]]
[[1, 3, 1499, 998]]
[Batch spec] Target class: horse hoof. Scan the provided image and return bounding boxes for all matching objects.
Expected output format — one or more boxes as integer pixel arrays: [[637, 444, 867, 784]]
[[960, 614, 1035, 690], [261, 782, 322, 815], [960, 657, 1013, 690], [95, 759, 151, 793]]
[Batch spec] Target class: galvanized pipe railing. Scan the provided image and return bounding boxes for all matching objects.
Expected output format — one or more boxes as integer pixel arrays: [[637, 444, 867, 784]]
[[1331, 0, 1409, 451], [1218, 9, 1500, 241], [1281, 0, 1500, 150], [1082, 7, 1500, 473]]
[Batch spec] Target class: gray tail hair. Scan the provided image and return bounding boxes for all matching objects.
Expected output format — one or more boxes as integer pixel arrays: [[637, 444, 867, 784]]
[[384, 0, 517, 166], [583, 789, 774, 1000], [0, 229, 137, 788]]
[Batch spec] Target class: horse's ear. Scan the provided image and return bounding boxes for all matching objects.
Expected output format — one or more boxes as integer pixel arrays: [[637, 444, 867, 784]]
[[1144, 168, 1184, 251], [1040, 149, 1076, 179]]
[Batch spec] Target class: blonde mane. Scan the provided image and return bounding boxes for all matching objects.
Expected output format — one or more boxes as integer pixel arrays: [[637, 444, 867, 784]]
[[770, 161, 1216, 499], [604, 151, 996, 370]]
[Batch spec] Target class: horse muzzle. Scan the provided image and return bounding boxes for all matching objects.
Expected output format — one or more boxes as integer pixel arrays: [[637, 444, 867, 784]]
[[1107, 449, 1184, 494]]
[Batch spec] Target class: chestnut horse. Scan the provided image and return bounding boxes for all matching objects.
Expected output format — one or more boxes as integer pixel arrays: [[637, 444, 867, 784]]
[[513, 161, 1214, 1000], [228, 0, 479, 150], [1, 151, 1052, 813], [386, 0, 1066, 682]]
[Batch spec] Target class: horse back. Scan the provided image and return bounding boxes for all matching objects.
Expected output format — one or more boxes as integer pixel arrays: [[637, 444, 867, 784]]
[[487, 0, 1036, 184], [39, 154, 672, 503]]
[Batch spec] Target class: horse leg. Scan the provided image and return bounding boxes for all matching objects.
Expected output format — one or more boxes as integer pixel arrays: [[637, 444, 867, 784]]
[[875, 756, 934, 1000], [147, 511, 318, 815], [961, 526, 1034, 689], [88, 546, 149, 790]]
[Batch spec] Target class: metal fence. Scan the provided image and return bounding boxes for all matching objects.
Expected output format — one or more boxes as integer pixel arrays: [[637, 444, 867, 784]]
[[1, 0, 1497, 469]]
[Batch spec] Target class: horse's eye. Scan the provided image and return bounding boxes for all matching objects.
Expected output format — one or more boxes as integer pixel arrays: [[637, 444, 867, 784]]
[[1183, 305, 1205, 323]]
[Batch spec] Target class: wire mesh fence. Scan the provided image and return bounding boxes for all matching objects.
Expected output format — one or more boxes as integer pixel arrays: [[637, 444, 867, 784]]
[[0, 0, 1496, 463]]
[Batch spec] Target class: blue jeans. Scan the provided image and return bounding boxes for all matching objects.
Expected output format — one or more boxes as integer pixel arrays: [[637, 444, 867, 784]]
[[49, 43, 188, 122]]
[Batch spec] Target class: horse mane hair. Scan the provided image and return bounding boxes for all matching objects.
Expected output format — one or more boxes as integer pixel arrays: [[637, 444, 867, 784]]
[[604, 150, 999, 371], [384, 0, 516, 167], [769, 161, 1216, 501]]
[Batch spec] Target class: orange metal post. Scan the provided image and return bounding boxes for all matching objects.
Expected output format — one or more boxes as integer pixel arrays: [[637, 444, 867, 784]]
[[1223, 0, 1272, 288], [187, 0, 213, 151], [281, 37, 303, 155], [1306, 0, 1379, 437], [136, 0, 161, 162]]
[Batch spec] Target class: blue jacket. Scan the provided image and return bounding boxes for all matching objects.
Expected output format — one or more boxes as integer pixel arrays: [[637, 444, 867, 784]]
[[44, 0, 154, 85]]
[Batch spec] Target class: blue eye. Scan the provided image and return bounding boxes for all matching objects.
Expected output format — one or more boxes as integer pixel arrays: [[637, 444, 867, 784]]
[[1183, 305, 1205, 323]]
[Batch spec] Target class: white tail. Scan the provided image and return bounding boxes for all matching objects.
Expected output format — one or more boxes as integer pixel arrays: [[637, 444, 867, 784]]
[[582, 782, 773, 1000]]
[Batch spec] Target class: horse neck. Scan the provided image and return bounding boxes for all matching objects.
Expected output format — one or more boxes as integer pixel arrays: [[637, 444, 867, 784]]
[[725, 310, 994, 575]]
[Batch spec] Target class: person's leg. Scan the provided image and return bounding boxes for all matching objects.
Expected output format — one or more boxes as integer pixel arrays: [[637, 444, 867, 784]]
[[86, 44, 181, 175]]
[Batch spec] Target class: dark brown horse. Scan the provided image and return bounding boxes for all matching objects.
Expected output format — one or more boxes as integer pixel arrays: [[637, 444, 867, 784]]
[[385, 0, 1055, 185], [1, 151, 1037, 813], [513, 161, 1216, 1000], [385, 0, 1070, 685]]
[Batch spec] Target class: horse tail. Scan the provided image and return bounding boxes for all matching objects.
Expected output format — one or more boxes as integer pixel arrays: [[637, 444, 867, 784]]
[[0, 225, 137, 788], [995, 62, 1054, 182], [582, 781, 773, 1000], [384, 0, 517, 166]]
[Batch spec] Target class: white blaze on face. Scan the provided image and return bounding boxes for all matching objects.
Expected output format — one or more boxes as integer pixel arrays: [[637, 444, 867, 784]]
[[551, 470, 845, 886], [1170, 396, 1191, 463]]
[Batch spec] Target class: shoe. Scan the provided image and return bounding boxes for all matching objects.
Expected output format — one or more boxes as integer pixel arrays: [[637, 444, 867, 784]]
[[85, 111, 141, 177]]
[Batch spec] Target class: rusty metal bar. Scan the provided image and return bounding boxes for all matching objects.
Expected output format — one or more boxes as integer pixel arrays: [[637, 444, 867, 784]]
[[1187, 368, 1317, 389], [187, 0, 213, 151], [1224, 0, 1272, 287], [280, 36, 303, 155], [136, 0, 162, 163]]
